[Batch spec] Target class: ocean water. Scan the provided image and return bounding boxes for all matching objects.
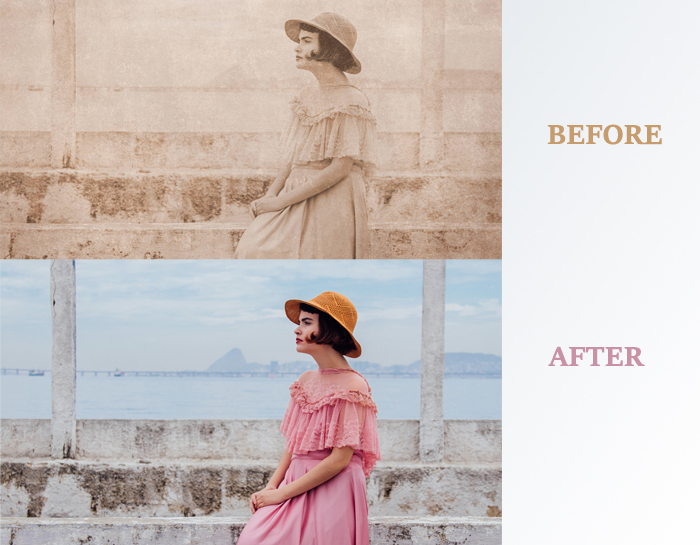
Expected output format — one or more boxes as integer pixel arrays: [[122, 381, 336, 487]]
[[0, 374, 501, 420]]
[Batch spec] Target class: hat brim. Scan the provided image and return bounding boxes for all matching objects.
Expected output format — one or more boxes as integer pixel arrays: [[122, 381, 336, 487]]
[[285, 298, 362, 358], [284, 19, 362, 75]]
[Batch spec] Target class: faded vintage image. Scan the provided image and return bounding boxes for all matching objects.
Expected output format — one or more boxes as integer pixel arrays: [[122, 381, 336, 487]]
[[1, 0, 501, 259]]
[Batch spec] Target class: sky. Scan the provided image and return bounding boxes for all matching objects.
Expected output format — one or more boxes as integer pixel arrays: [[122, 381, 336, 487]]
[[0, 260, 501, 372]]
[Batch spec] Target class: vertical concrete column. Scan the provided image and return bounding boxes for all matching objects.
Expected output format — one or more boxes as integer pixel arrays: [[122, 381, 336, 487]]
[[420, 259, 446, 462], [51, 260, 77, 459], [420, 0, 445, 170], [51, 0, 77, 168]]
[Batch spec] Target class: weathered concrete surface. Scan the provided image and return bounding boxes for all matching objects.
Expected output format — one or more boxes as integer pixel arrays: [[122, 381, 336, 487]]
[[0, 516, 502, 545], [1, 419, 500, 465], [1, 223, 501, 259], [0, 170, 500, 225], [419, 0, 445, 170], [50, 0, 76, 169], [2, 131, 499, 174], [0, 420, 51, 459], [420, 261, 446, 462], [0, 460, 501, 518], [50, 260, 76, 459]]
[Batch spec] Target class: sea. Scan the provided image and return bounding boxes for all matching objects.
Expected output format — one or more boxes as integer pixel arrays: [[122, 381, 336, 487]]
[[0, 375, 501, 420]]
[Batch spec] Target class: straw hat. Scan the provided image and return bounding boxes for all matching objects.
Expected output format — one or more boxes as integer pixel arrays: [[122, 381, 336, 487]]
[[285, 291, 362, 358], [284, 12, 362, 74]]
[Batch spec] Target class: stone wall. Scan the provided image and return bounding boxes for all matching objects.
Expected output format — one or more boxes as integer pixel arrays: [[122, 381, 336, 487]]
[[1, 418, 501, 464]]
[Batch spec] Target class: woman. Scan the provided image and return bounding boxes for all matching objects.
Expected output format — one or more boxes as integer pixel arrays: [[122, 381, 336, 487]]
[[236, 291, 381, 545], [234, 13, 377, 259]]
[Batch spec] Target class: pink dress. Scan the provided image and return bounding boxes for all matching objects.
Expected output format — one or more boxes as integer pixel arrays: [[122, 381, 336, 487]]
[[237, 368, 381, 545]]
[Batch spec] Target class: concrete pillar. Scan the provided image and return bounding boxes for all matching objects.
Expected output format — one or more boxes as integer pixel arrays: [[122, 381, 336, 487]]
[[51, 0, 76, 168], [420, 259, 446, 462], [51, 260, 77, 459], [420, 0, 445, 170]]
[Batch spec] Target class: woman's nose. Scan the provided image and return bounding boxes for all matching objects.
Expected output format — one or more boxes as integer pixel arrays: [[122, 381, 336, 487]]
[[294, 325, 301, 335], [294, 43, 301, 53]]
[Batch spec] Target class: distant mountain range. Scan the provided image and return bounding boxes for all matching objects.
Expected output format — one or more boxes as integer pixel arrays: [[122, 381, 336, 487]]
[[207, 349, 501, 376]]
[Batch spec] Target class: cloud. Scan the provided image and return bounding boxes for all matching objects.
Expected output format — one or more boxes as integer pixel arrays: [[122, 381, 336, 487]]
[[445, 299, 502, 318]]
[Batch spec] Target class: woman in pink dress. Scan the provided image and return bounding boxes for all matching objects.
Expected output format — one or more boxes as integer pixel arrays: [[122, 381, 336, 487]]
[[236, 291, 381, 545], [233, 13, 377, 259]]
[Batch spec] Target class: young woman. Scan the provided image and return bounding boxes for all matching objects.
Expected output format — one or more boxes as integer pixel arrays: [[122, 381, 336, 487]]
[[233, 13, 377, 259], [236, 291, 381, 545]]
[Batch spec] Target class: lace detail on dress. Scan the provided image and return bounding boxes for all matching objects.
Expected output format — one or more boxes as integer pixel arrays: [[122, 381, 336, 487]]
[[279, 370, 381, 477], [289, 380, 378, 413], [290, 97, 378, 126], [282, 91, 379, 169]]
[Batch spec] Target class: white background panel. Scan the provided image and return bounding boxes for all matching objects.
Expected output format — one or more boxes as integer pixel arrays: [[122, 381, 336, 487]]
[[503, 1, 700, 544]]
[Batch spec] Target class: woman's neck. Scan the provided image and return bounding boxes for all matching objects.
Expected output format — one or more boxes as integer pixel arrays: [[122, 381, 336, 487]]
[[311, 346, 352, 370], [309, 62, 350, 87]]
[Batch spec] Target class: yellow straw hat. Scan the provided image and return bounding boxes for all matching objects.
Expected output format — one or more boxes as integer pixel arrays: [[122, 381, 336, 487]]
[[284, 291, 362, 358], [284, 12, 362, 74]]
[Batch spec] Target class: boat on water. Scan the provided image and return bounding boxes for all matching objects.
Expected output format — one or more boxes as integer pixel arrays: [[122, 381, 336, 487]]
[[113, 369, 125, 377], [28, 369, 45, 376]]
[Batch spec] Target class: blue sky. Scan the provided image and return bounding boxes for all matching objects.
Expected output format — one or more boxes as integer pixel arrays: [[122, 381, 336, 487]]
[[1, 260, 501, 371]]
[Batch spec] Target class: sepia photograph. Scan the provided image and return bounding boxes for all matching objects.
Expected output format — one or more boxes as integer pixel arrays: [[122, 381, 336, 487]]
[[1, 0, 501, 259]]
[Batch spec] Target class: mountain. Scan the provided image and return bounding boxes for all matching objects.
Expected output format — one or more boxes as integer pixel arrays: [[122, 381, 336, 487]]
[[207, 348, 248, 372]]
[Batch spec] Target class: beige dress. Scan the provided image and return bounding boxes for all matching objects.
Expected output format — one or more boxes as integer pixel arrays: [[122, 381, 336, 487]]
[[234, 85, 378, 259]]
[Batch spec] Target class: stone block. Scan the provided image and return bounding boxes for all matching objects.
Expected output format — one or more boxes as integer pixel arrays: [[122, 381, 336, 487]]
[[1, 419, 499, 464], [0, 516, 502, 545], [0, 132, 51, 168], [1, 460, 501, 518]]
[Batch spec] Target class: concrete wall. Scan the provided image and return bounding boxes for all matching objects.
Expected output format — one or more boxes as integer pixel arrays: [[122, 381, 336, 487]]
[[0, 516, 503, 545], [1, 419, 501, 464]]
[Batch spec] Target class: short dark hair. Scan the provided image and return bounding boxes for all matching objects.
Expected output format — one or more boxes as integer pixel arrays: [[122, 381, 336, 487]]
[[299, 302, 356, 356], [298, 23, 355, 73]]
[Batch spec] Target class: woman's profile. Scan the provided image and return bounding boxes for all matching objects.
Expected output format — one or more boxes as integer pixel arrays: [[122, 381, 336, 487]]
[[234, 13, 377, 259], [236, 292, 381, 545]]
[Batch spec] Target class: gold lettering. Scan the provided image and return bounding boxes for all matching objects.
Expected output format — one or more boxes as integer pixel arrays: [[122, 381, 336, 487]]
[[568, 125, 585, 144], [645, 125, 662, 144], [603, 125, 623, 145], [625, 125, 644, 144], [587, 125, 602, 144], [548, 125, 565, 144]]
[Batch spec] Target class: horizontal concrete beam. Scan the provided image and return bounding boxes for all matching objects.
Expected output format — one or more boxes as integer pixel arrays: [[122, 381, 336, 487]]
[[1, 131, 501, 175], [1, 419, 501, 465], [1, 223, 501, 259], [0, 516, 502, 545], [1, 169, 501, 225], [1, 460, 501, 518]]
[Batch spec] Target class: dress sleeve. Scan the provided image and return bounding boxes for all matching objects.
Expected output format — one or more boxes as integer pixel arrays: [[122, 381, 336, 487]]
[[280, 381, 381, 477], [282, 98, 378, 168]]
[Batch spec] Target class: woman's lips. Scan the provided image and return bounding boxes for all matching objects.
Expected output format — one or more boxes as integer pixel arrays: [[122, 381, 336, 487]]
[[296, 338, 302, 344]]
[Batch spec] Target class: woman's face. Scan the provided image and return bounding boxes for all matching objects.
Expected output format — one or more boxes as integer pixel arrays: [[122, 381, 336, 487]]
[[294, 30, 320, 71], [294, 310, 320, 354]]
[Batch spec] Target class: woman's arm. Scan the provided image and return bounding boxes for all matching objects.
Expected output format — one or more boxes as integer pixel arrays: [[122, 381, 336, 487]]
[[267, 450, 292, 489], [250, 450, 293, 513], [252, 446, 354, 510], [253, 157, 354, 215], [265, 162, 293, 198]]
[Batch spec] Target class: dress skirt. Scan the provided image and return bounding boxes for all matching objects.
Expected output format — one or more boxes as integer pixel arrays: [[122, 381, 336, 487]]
[[236, 449, 369, 545], [233, 164, 369, 259]]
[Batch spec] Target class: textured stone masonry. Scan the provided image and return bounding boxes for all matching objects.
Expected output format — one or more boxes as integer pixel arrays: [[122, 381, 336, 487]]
[[0, 516, 502, 545]]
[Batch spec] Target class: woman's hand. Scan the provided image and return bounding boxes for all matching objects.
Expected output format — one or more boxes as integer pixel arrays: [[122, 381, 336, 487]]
[[250, 196, 283, 217], [251, 487, 286, 513]]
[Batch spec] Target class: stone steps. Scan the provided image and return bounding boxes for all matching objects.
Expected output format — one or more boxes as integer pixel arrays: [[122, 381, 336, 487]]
[[0, 516, 502, 545], [0, 168, 501, 258], [1, 459, 501, 519], [1, 222, 500, 259]]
